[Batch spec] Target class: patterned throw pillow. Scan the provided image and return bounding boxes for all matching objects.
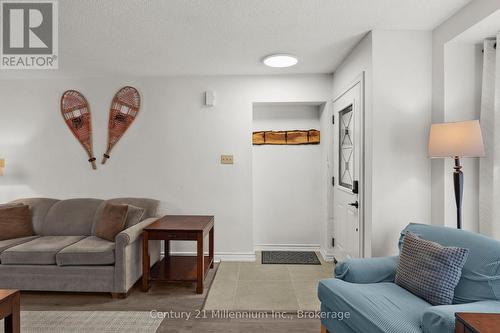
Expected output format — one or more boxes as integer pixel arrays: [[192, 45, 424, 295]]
[[395, 232, 469, 305]]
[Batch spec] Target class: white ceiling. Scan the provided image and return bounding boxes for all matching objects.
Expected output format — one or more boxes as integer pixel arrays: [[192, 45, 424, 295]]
[[3, 0, 471, 78], [451, 8, 500, 44]]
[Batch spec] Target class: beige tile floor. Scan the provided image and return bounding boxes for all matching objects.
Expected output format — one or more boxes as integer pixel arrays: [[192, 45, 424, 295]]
[[203, 252, 334, 311]]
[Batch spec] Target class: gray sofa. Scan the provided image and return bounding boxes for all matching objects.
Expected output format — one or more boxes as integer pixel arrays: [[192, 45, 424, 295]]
[[0, 197, 161, 298]]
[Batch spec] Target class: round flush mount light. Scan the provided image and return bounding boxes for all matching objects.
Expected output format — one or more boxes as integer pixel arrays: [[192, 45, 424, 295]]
[[262, 54, 298, 68]]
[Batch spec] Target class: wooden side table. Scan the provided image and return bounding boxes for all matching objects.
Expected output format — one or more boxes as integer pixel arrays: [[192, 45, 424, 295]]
[[142, 215, 214, 294], [456, 313, 500, 333], [0, 290, 20, 333]]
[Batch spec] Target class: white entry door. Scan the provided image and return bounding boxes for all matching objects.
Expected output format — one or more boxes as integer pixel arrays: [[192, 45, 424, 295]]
[[332, 75, 364, 260]]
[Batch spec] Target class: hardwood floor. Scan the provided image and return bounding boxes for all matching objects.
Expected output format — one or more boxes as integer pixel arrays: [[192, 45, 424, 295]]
[[155, 317, 321, 333], [19, 262, 321, 332]]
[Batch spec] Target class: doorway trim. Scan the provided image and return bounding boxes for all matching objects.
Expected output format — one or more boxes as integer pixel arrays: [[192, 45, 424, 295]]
[[332, 72, 366, 258]]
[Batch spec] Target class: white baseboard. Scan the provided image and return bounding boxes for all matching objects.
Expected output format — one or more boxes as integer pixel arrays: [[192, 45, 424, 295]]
[[216, 252, 256, 262], [320, 248, 335, 262], [254, 244, 321, 252], [163, 251, 256, 262], [330, 247, 351, 263]]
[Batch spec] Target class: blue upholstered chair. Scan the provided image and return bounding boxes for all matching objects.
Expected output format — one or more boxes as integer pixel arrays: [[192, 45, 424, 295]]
[[318, 223, 500, 333]]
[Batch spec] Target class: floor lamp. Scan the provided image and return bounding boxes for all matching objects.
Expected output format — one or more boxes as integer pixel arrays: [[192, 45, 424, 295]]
[[428, 120, 485, 229]]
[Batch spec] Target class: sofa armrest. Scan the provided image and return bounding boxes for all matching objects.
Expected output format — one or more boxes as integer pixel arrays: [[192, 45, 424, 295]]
[[115, 217, 158, 246], [335, 256, 399, 283], [421, 300, 500, 333], [113, 217, 161, 293]]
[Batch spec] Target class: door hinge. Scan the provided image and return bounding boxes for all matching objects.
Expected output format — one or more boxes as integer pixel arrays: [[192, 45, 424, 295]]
[[332, 115, 335, 124], [331, 177, 335, 186], [331, 237, 335, 247]]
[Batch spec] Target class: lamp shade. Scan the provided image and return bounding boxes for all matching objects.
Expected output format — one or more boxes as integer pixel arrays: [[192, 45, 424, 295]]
[[0, 159, 4, 176], [428, 120, 485, 158]]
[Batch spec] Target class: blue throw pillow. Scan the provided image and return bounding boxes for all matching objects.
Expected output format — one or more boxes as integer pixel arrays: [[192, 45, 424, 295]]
[[395, 232, 469, 305]]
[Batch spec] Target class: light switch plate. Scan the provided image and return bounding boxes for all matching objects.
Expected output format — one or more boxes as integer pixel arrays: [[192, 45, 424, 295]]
[[220, 154, 234, 164], [205, 91, 215, 107]]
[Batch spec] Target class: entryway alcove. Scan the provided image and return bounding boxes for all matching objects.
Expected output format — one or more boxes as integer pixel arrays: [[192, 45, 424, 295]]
[[252, 102, 326, 252]]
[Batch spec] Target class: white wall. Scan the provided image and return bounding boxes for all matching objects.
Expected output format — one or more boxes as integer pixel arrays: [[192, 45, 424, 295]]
[[371, 30, 432, 256], [0, 74, 332, 261], [252, 104, 323, 249], [431, 0, 500, 227], [443, 43, 483, 231], [330, 30, 432, 257]]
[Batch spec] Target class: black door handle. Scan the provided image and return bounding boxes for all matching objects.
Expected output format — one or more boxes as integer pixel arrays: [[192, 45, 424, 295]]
[[348, 201, 359, 209], [352, 180, 359, 194]]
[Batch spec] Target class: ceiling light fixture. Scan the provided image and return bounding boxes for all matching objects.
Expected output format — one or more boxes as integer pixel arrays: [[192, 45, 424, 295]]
[[262, 54, 298, 68]]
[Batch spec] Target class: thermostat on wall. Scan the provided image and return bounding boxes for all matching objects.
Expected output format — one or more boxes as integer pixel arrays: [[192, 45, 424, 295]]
[[205, 91, 215, 107]]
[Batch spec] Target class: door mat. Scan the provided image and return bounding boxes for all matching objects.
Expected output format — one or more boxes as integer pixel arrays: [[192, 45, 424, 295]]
[[261, 251, 321, 265]]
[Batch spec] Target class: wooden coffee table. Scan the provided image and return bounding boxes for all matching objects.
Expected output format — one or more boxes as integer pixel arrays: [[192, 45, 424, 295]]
[[0, 290, 20, 333], [456, 313, 500, 333], [142, 215, 214, 294]]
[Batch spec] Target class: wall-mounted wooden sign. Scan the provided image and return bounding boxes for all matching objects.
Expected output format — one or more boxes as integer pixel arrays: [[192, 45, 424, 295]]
[[253, 130, 320, 145]]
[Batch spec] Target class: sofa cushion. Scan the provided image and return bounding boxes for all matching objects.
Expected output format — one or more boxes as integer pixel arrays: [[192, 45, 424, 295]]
[[9, 198, 59, 234], [92, 198, 158, 231], [335, 256, 399, 283], [320, 303, 355, 333], [42, 199, 103, 236], [400, 223, 500, 304], [0, 205, 34, 240], [396, 232, 469, 305], [107, 198, 159, 219], [124, 205, 145, 228], [318, 279, 431, 333], [421, 300, 500, 333], [0, 236, 84, 265], [95, 204, 128, 242], [0, 202, 24, 208], [0, 236, 39, 254], [56, 236, 115, 266]]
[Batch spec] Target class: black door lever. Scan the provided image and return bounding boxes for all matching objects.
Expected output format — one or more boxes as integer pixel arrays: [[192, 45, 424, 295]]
[[348, 201, 359, 209], [352, 180, 359, 194]]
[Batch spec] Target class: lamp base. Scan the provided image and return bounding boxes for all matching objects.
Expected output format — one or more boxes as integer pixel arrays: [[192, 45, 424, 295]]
[[453, 157, 463, 229]]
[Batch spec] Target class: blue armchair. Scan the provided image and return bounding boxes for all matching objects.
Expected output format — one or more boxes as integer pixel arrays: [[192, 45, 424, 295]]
[[318, 223, 500, 333]]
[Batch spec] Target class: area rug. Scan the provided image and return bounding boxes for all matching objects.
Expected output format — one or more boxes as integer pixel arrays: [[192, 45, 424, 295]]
[[0, 311, 163, 333], [262, 251, 321, 265]]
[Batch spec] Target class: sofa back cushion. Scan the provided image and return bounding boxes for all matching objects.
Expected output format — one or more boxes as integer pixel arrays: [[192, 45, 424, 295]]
[[42, 198, 103, 236], [9, 198, 59, 234], [400, 223, 500, 304]]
